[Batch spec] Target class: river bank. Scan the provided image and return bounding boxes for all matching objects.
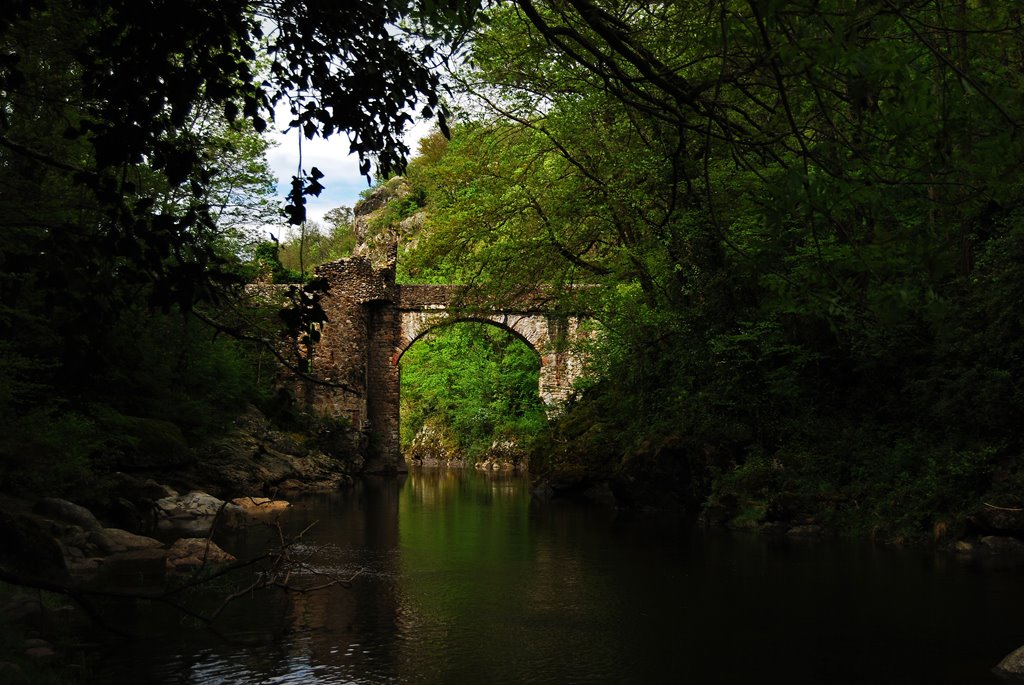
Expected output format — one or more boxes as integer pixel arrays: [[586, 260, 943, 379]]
[[11, 468, 1024, 684], [5, 395, 1024, 683]]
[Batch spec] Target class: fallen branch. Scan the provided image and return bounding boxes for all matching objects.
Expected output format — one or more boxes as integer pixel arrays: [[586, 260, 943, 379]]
[[0, 518, 363, 644], [984, 502, 1024, 512]]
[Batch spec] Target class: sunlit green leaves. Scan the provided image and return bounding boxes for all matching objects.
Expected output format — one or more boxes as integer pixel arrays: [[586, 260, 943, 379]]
[[400, 323, 546, 460]]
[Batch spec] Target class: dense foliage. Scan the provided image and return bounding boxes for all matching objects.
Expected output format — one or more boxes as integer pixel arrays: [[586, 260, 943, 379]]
[[3, 0, 1022, 542], [400, 323, 546, 461], [388, 0, 1024, 540], [0, 0, 476, 493], [277, 207, 359, 279]]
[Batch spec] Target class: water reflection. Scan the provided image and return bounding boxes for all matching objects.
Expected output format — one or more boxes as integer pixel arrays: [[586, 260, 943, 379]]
[[92, 469, 1024, 684]]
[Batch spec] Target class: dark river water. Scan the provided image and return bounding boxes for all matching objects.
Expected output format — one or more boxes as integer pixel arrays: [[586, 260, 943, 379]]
[[94, 468, 1024, 684]]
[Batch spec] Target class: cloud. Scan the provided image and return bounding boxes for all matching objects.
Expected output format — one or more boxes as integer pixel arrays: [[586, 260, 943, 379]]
[[265, 115, 438, 228]]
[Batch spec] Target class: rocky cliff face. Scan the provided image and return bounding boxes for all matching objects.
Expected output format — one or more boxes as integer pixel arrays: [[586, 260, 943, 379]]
[[187, 405, 363, 497], [351, 176, 426, 268], [405, 419, 527, 471]]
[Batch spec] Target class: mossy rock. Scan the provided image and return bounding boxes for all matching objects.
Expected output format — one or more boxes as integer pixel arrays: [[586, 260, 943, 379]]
[[102, 415, 192, 470]]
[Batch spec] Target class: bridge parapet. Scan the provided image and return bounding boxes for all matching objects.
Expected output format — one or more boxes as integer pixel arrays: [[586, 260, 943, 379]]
[[397, 284, 458, 309], [398, 283, 563, 313]]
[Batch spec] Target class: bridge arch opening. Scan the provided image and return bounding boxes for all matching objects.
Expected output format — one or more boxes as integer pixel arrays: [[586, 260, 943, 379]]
[[397, 321, 547, 464], [395, 316, 541, 365]]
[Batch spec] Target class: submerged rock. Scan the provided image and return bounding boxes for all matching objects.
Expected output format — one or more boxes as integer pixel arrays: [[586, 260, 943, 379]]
[[226, 497, 291, 525], [92, 548, 168, 589]]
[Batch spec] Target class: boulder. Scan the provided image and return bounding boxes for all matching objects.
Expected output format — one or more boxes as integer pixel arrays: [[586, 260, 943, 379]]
[[156, 491, 224, 518], [166, 538, 235, 576], [91, 548, 168, 589], [953, 540, 975, 554], [102, 475, 181, 534], [33, 498, 102, 532], [226, 497, 290, 525], [89, 528, 162, 554], [155, 492, 228, 537], [66, 557, 103, 576], [0, 595, 45, 624], [996, 644, 1024, 678], [24, 638, 56, 660], [980, 535, 1024, 555], [58, 525, 93, 555]]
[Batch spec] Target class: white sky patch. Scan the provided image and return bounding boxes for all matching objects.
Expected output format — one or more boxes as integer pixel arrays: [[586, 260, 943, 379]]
[[265, 108, 437, 234]]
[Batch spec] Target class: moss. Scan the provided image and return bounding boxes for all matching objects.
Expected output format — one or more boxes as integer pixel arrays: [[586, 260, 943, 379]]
[[97, 412, 191, 471]]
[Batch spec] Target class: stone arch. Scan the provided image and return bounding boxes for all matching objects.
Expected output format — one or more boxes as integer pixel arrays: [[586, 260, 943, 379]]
[[301, 257, 589, 473], [394, 312, 544, 366]]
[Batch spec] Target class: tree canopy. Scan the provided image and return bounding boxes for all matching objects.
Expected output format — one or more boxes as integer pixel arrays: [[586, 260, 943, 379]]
[[0, 0, 478, 491], [3, 0, 1024, 538], [377, 0, 1024, 538], [1, 0, 477, 320]]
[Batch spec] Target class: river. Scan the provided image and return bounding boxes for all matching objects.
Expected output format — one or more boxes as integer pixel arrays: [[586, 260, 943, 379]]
[[94, 467, 1023, 683]]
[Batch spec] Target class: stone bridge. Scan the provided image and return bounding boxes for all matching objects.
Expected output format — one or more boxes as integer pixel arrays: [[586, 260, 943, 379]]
[[298, 257, 586, 473]]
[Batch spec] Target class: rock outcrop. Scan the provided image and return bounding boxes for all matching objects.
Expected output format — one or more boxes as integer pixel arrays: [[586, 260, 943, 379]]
[[155, 491, 292, 538], [406, 420, 462, 468], [0, 487, 292, 591], [351, 176, 425, 268], [33, 498, 102, 532], [188, 406, 358, 496]]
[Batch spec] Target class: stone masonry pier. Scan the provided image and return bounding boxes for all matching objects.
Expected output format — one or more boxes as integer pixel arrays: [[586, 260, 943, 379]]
[[303, 257, 586, 473]]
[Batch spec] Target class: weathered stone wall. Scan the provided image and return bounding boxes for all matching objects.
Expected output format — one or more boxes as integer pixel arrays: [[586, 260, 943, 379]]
[[537, 315, 588, 406], [365, 301, 403, 472], [396, 309, 586, 407], [304, 258, 397, 432], [398, 284, 457, 309], [304, 256, 587, 473]]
